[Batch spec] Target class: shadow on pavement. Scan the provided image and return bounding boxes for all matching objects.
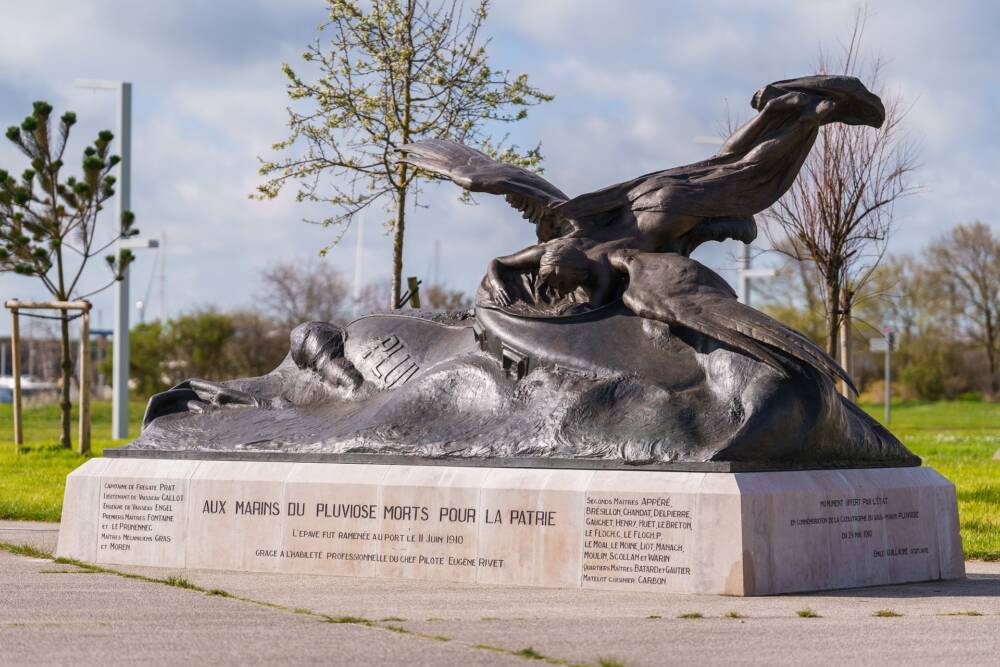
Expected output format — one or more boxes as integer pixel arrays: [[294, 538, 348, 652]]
[[804, 572, 1000, 599]]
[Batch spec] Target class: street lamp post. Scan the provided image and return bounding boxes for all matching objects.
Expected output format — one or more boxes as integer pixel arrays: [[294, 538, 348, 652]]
[[115, 237, 158, 437], [736, 243, 777, 307], [692, 135, 778, 306], [75, 79, 149, 439]]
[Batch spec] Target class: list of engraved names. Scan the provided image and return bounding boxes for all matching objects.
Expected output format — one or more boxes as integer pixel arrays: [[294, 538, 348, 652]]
[[97, 480, 184, 553], [582, 493, 694, 586]]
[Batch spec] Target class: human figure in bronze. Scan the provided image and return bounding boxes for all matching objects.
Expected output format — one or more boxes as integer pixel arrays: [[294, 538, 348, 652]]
[[400, 75, 883, 310]]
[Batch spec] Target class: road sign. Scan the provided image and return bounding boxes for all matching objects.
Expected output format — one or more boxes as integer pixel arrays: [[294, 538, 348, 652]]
[[870, 331, 897, 424], [869, 336, 898, 353]]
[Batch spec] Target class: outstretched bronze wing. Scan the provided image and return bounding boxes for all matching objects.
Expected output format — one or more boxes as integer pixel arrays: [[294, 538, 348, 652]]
[[611, 251, 858, 395], [556, 74, 885, 227], [399, 139, 572, 242]]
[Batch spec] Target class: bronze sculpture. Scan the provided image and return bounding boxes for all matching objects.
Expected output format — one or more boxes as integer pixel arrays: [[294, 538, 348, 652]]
[[126, 75, 917, 468], [399, 75, 879, 391]]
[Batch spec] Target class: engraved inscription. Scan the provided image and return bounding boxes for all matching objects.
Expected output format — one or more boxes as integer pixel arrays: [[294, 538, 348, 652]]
[[581, 493, 694, 586], [192, 497, 557, 571], [789, 494, 929, 559], [97, 480, 184, 554], [361, 335, 419, 387]]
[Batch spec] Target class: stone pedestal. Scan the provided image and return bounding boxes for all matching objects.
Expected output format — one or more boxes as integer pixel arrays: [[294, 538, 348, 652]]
[[57, 457, 964, 595]]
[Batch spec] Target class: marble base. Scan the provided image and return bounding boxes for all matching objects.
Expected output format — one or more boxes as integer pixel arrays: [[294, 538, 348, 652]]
[[56, 459, 964, 595]]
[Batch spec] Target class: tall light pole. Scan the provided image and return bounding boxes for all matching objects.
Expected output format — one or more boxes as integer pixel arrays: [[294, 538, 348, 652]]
[[352, 213, 365, 317], [113, 236, 158, 436], [75, 79, 145, 439], [736, 243, 777, 307]]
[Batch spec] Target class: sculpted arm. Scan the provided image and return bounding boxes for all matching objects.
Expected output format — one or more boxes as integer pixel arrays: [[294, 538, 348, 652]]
[[718, 92, 809, 156], [607, 249, 632, 275], [588, 258, 615, 307], [488, 245, 546, 307]]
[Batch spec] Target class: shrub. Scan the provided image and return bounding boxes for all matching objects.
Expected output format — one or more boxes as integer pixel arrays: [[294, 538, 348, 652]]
[[900, 364, 946, 401]]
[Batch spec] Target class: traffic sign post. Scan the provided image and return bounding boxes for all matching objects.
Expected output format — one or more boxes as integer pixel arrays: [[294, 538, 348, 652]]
[[870, 329, 897, 424]]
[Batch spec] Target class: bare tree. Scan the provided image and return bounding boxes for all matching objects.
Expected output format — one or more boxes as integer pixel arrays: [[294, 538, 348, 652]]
[[350, 282, 389, 315], [423, 284, 472, 310], [930, 222, 1000, 396], [256, 0, 552, 308], [258, 260, 350, 327], [756, 237, 828, 345], [762, 10, 920, 395], [860, 253, 950, 348]]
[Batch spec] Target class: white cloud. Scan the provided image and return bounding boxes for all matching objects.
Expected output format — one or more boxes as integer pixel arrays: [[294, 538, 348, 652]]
[[2, 0, 999, 335]]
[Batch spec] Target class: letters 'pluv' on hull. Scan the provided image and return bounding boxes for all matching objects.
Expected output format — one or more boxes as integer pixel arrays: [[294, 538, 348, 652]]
[[57, 458, 965, 596]]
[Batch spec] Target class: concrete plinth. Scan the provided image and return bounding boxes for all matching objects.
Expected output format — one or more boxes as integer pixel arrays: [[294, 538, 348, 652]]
[[57, 458, 964, 595]]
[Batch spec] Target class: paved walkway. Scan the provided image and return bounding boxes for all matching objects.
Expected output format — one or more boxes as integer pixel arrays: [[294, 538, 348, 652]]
[[2, 521, 998, 666]]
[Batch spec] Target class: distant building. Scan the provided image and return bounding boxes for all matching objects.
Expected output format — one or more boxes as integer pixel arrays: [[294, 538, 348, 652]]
[[0, 331, 112, 403]]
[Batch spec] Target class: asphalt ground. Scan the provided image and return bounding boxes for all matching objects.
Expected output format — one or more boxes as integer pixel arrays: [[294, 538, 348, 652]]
[[2, 521, 998, 666]]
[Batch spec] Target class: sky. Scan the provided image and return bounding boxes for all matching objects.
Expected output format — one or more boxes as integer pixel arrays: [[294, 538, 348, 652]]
[[1, 0, 998, 336]]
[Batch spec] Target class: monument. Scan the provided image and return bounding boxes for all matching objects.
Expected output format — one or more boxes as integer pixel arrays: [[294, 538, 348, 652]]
[[57, 75, 964, 595]]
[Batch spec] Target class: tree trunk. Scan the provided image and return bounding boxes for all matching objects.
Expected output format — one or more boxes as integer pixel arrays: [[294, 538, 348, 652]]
[[390, 179, 407, 309], [838, 289, 853, 399], [54, 240, 72, 449], [389, 1, 415, 310], [58, 311, 72, 449], [825, 280, 841, 359], [988, 344, 998, 397], [986, 311, 999, 397]]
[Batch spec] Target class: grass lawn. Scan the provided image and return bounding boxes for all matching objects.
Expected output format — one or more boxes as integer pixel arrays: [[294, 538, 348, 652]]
[[1, 399, 998, 560], [860, 400, 1000, 561], [0, 401, 143, 522]]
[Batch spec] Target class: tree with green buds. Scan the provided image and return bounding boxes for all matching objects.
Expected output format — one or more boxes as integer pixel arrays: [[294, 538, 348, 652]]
[[256, 0, 552, 308], [0, 100, 138, 449]]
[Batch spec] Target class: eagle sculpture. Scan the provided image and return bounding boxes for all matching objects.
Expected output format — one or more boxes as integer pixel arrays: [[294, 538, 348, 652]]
[[399, 75, 884, 395], [133, 74, 914, 468]]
